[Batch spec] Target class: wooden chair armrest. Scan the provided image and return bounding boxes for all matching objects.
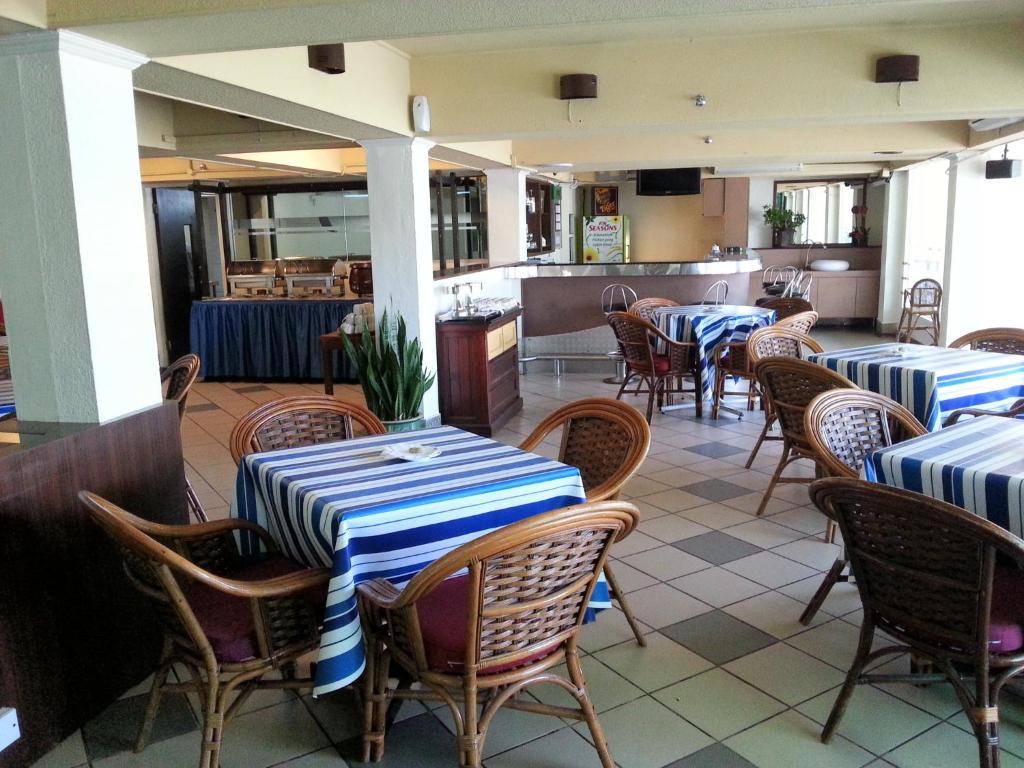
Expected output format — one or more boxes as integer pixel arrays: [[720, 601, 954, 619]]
[[356, 578, 404, 610], [162, 518, 280, 552], [189, 564, 331, 599], [943, 399, 1024, 427]]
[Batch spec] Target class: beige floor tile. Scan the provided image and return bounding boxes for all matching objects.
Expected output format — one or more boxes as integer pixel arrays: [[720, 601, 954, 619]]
[[678, 502, 755, 530], [725, 643, 846, 706], [669, 567, 768, 608], [723, 551, 818, 589], [725, 519, 805, 548], [620, 583, 712, 629], [654, 668, 787, 740], [772, 538, 843, 571], [621, 545, 711, 582], [725, 710, 874, 768], [886, 722, 1024, 768], [29, 731, 89, 768], [637, 514, 711, 543], [574, 697, 713, 768], [786, 618, 866, 669], [594, 632, 713, 692], [634, 488, 707, 513]]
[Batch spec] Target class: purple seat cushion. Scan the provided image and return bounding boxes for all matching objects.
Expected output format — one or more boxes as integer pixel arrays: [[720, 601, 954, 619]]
[[989, 566, 1024, 654], [185, 556, 314, 663], [416, 575, 560, 674]]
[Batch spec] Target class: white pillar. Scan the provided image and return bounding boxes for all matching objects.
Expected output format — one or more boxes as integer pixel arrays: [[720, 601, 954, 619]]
[[361, 137, 440, 422], [485, 168, 528, 265], [0, 30, 162, 423], [942, 149, 1024, 343], [877, 170, 908, 331]]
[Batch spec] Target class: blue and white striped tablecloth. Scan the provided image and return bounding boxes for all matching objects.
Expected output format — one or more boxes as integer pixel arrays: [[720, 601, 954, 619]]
[[810, 343, 1024, 432], [863, 416, 1024, 535], [0, 338, 11, 418], [653, 305, 776, 401], [232, 425, 591, 696]]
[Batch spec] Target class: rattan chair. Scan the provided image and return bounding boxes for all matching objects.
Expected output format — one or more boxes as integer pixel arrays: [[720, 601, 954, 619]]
[[742, 327, 825, 469], [798, 390, 927, 624], [950, 327, 1024, 356], [162, 354, 201, 419], [161, 354, 208, 522], [358, 501, 637, 767], [896, 278, 943, 345], [607, 312, 700, 422], [751, 358, 854, 517], [710, 311, 821, 419], [774, 310, 819, 335], [519, 398, 651, 647], [810, 478, 1024, 768], [79, 491, 329, 768], [756, 296, 814, 320], [230, 396, 386, 464], [626, 297, 678, 323]]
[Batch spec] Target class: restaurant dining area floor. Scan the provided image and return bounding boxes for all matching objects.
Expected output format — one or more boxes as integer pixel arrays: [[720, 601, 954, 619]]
[[29, 328, 1024, 768]]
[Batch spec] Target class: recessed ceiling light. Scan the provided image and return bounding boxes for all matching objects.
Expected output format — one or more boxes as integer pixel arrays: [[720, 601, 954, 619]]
[[874, 150, 903, 155]]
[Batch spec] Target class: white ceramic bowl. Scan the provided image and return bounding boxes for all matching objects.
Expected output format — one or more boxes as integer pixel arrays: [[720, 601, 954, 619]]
[[809, 259, 851, 272]]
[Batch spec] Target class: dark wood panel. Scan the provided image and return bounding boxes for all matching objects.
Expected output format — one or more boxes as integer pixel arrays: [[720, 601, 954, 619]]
[[436, 312, 522, 436], [0, 403, 187, 768]]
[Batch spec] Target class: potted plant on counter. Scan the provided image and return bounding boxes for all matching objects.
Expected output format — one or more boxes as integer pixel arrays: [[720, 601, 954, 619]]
[[342, 308, 435, 432], [762, 205, 807, 248]]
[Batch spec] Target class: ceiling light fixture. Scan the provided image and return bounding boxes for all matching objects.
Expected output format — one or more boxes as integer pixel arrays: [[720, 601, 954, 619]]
[[703, 136, 713, 144], [694, 94, 707, 107]]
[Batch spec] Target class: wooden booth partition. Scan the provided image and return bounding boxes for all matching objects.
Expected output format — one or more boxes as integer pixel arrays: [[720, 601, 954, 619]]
[[0, 403, 188, 768]]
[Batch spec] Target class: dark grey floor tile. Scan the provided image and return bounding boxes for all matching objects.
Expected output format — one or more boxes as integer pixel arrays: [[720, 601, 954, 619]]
[[686, 442, 748, 459], [301, 692, 363, 744], [339, 712, 454, 766], [82, 692, 196, 761], [665, 742, 758, 767], [186, 402, 222, 413], [672, 531, 762, 565], [660, 610, 776, 665], [234, 384, 271, 393], [680, 479, 753, 503]]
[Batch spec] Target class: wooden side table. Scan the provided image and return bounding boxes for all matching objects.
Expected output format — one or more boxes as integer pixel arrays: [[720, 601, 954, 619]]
[[320, 332, 369, 395]]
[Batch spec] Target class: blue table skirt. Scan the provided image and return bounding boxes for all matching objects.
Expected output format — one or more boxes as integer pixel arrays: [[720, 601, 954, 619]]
[[191, 298, 360, 381]]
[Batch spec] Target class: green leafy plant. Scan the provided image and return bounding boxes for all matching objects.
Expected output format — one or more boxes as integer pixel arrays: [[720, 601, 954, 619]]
[[341, 308, 435, 422], [762, 205, 807, 232]]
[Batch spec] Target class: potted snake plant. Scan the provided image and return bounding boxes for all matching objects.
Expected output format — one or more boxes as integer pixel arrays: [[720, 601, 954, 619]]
[[341, 308, 435, 432]]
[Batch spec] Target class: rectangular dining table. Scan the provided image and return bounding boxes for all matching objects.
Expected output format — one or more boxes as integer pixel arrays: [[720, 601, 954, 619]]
[[652, 304, 776, 403], [809, 343, 1024, 431], [232, 425, 595, 696], [863, 415, 1024, 536]]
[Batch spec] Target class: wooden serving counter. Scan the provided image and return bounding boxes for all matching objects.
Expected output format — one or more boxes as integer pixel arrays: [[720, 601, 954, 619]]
[[436, 310, 522, 436]]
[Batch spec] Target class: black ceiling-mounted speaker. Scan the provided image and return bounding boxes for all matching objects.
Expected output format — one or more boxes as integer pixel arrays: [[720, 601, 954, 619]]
[[986, 159, 1021, 179], [560, 74, 597, 100], [875, 55, 919, 83], [308, 44, 346, 74]]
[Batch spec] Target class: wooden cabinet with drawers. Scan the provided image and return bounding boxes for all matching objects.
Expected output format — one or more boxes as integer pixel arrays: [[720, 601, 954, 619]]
[[436, 310, 523, 436]]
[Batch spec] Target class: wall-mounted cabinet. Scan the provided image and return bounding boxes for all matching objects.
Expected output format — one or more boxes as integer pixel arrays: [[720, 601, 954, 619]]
[[526, 178, 555, 255], [702, 177, 750, 248]]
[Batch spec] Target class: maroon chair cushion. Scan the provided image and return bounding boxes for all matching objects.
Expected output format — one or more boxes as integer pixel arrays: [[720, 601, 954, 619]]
[[416, 575, 560, 674], [185, 556, 313, 663], [990, 566, 1024, 654], [652, 354, 672, 375]]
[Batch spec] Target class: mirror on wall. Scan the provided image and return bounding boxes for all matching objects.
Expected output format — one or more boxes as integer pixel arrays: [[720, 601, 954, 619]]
[[773, 178, 870, 246]]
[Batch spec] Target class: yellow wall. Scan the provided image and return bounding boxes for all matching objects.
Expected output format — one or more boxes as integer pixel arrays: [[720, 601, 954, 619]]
[[157, 42, 412, 138], [612, 185, 724, 263]]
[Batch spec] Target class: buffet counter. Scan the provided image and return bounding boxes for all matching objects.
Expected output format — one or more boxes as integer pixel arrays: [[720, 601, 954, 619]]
[[190, 297, 363, 381]]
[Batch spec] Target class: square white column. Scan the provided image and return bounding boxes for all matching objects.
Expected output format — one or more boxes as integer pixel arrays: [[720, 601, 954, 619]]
[[484, 168, 528, 266], [361, 137, 440, 422], [0, 30, 162, 423]]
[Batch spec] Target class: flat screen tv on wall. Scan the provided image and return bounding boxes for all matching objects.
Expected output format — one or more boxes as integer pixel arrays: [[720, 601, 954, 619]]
[[636, 168, 702, 196]]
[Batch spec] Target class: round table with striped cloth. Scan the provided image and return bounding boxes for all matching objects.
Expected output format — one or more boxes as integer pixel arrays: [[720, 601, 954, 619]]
[[652, 304, 776, 403]]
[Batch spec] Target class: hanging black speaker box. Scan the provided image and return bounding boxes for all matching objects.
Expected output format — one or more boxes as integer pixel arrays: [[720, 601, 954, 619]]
[[560, 74, 597, 100], [875, 55, 919, 83], [986, 159, 1021, 179], [308, 44, 346, 75]]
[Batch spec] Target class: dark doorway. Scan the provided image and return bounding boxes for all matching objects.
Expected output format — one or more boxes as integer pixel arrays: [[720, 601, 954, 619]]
[[152, 188, 207, 361]]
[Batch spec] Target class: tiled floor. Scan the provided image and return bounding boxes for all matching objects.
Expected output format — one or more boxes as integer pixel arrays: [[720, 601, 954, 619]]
[[32, 328, 1024, 768]]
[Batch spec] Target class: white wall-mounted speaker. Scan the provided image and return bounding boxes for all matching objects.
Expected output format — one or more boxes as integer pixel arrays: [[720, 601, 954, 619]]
[[412, 95, 431, 133]]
